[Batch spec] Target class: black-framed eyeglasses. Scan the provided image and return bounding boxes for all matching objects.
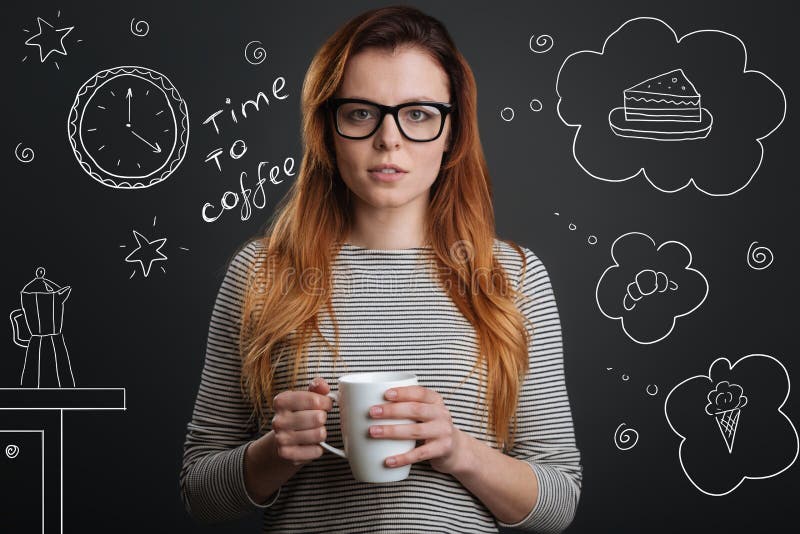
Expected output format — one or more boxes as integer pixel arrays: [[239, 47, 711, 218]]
[[326, 97, 454, 142]]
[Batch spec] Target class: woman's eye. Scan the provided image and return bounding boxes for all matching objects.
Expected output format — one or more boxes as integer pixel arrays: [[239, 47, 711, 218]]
[[406, 109, 429, 121], [350, 109, 373, 120]]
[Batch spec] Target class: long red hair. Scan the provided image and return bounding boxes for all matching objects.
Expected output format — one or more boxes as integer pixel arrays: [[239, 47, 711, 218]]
[[239, 5, 532, 450]]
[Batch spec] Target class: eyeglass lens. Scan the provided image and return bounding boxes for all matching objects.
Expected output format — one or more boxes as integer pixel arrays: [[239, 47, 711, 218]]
[[336, 102, 444, 141]]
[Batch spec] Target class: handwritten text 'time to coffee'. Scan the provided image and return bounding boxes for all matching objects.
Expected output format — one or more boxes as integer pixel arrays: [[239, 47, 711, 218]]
[[201, 75, 295, 223]]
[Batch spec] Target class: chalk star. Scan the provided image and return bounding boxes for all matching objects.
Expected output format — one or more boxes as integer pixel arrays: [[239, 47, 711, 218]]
[[25, 17, 74, 63], [125, 230, 168, 277]]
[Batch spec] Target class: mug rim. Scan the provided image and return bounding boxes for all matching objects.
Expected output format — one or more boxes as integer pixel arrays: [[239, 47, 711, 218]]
[[338, 371, 417, 384]]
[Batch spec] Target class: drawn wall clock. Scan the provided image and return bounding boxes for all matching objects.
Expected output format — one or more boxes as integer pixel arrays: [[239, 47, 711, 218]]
[[67, 65, 189, 189]]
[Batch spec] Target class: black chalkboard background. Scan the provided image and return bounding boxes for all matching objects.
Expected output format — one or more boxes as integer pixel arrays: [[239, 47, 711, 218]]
[[1, 1, 797, 532]]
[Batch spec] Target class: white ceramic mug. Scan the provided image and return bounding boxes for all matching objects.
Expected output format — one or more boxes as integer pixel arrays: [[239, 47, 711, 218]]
[[319, 371, 418, 483]]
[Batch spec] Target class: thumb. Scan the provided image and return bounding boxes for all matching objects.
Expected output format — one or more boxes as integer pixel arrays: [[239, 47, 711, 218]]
[[308, 376, 330, 395]]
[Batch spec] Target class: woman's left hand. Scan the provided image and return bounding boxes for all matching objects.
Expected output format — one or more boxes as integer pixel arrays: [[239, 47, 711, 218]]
[[368, 385, 470, 474]]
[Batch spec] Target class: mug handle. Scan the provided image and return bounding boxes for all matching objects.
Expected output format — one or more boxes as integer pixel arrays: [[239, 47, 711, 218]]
[[319, 391, 346, 458]]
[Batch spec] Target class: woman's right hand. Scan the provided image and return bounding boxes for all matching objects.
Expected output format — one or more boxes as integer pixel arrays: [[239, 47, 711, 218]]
[[271, 377, 333, 467]]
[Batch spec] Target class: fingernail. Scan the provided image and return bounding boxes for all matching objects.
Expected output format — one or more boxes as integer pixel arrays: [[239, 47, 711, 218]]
[[370, 406, 382, 416], [370, 426, 383, 436], [385, 389, 397, 399], [310, 379, 319, 388], [386, 457, 397, 466]]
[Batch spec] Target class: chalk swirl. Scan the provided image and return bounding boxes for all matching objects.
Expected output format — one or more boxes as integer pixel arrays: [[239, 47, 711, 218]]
[[5, 444, 20, 459], [747, 241, 773, 270], [15, 143, 34, 163], [613, 423, 638, 451], [529, 34, 554, 54], [245, 40, 267, 65], [130, 18, 150, 37]]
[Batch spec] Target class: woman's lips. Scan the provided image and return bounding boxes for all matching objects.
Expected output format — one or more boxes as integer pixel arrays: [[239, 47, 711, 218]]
[[368, 170, 407, 182]]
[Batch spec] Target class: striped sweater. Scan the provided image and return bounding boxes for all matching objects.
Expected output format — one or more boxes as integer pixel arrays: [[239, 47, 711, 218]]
[[180, 238, 582, 533]]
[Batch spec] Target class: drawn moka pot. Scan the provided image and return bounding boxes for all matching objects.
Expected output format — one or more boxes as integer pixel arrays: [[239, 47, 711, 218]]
[[9, 267, 76, 388]]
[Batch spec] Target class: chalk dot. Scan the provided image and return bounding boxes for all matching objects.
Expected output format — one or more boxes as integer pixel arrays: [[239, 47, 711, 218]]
[[500, 107, 515, 122], [568, 223, 576, 231], [126, 123, 131, 128], [621, 374, 630, 381], [529, 99, 543, 112], [587, 235, 597, 245]]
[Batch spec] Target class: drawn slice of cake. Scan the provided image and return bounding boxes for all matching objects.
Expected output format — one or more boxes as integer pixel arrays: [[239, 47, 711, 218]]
[[608, 68, 713, 142], [624, 69, 701, 123]]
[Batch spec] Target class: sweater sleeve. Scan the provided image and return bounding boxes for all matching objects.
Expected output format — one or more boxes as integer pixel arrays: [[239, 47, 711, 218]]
[[179, 240, 281, 523], [496, 246, 582, 533]]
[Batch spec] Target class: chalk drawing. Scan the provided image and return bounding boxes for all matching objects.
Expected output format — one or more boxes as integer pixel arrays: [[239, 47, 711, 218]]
[[609, 69, 713, 141], [5, 443, 20, 459], [665, 354, 798, 496], [23, 13, 73, 70], [9, 268, 76, 388], [67, 66, 189, 189], [747, 241, 774, 270], [705, 380, 747, 454], [596, 232, 708, 344], [529, 34, 554, 54], [130, 18, 150, 37], [622, 269, 679, 311], [119, 216, 189, 278], [0, 430, 43, 533], [14, 143, 35, 163], [556, 17, 786, 196], [614, 423, 639, 451], [245, 40, 267, 65]]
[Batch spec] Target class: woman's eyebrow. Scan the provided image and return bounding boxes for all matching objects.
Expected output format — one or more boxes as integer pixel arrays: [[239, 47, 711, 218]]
[[343, 95, 439, 103]]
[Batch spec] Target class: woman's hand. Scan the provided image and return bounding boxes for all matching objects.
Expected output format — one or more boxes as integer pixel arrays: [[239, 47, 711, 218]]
[[368, 385, 471, 475], [270, 377, 334, 467]]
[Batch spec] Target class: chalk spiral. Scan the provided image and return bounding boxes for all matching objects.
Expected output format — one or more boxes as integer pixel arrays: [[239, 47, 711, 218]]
[[5, 444, 20, 459], [245, 40, 267, 65], [529, 34, 554, 54], [613, 423, 638, 450], [130, 18, 150, 37], [14, 142, 34, 163], [746, 241, 773, 270]]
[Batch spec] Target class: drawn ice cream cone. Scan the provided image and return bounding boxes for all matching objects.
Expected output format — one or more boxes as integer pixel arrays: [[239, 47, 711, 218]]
[[705, 380, 747, 454], [713, 407, 741, 454]]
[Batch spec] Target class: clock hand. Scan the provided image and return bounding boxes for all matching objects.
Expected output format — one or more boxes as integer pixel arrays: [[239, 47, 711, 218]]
[[130, 130, 162, 153], [126, 88, 132, 125]]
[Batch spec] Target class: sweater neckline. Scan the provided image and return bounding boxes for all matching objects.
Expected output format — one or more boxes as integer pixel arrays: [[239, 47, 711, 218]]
[[340, 241, 432, 254]]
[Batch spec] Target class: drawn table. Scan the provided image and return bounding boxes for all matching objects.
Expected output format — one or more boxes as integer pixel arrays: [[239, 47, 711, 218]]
[[0, 388, 126, 533]]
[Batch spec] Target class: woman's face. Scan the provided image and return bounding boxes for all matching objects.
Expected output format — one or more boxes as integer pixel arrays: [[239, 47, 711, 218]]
[[332, 46, 452, 212]]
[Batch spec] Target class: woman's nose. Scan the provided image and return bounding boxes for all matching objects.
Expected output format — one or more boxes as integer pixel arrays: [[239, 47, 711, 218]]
[[374, 113, 403, 145]]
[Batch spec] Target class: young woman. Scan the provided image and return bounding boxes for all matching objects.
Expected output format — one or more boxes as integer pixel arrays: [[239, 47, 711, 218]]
[[180, 5, 581, 533]]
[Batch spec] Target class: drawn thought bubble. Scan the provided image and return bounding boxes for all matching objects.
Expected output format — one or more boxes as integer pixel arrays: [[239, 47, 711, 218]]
[[556, 17, 785, 196], [665, 354, 798, 496], [596, 232, 708, 344]]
